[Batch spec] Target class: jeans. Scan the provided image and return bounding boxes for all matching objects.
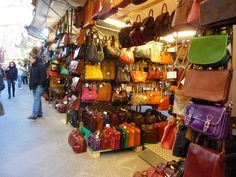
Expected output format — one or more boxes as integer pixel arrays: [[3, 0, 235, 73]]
[[32, 85, 45, 116], [17, 76, 24, 88], [7, 79, 15, 97]]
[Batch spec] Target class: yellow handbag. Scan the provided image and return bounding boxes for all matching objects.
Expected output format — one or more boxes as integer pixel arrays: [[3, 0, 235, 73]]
[[146, 91, 162, 105], [85, 64, 103, 80]]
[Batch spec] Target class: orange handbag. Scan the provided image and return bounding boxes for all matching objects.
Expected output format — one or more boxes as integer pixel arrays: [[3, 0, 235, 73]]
[[119, 48, 135, 64], [96, 82, 112, 102], [160, 118, 177, 150], [130, 70, 148, 83], [146, 91, 162, 105], [158, 96, 170, 110], [160, 52, 174, 65]]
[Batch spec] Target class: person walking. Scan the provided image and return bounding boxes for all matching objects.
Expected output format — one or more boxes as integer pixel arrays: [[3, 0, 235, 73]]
[[27, 47, 47, 120], [22, 63, 29, 84], [5, 61, 18, 99], [17, 61, 28, 89]]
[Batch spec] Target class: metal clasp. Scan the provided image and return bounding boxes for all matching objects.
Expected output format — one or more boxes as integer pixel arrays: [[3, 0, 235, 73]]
[[203, 115, 213, 132], [185, 114, 192, 125]]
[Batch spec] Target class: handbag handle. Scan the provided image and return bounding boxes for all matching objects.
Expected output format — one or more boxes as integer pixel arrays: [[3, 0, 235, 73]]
[[161, 3, 168, 13], [148, 9, 153, 17]]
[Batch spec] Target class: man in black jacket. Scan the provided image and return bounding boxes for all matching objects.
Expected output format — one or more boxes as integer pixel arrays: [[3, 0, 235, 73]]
[[27, 47, 47, 120]]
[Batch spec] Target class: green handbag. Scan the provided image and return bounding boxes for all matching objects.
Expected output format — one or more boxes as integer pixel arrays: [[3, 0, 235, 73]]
[[187, 34, 229, 67], [60, 66, 69, 76]]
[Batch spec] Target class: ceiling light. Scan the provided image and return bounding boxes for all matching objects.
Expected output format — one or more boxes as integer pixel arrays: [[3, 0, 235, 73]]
[[161, 30, 196, 43], [103, 18, 129, 28]]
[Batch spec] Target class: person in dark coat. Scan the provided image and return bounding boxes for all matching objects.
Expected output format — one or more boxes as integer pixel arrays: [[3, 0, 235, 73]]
[[27, 47, 47, 120], [5, 61, 18, 99]]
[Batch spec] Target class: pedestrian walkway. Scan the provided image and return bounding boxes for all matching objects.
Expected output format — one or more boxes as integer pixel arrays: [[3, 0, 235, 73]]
[[0, 83, 149, 177]]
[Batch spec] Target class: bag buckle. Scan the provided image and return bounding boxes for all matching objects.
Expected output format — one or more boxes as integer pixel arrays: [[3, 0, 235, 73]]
[[185, 113, 192, 125], [203, 115, 213, 132]]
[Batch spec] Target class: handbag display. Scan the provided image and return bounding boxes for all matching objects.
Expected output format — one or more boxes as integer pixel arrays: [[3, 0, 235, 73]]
[[119, 48, 135, 64], [184, 103, 231, 140], [96, 82, 112, 102], [145, 91, 162, 105], [116, 67, 131, 83], [101, 60, 116, 80], [111, 90, 128, 105], [200, 0, 236, 28], [84, 64, 103, 80], [183, 143, 224, 177], [187, 34, 229, 67], [171, 0, 195, 30], [130, 70, 148, 83], [182, 69, 232, 103], [81, 84, 97, 101]]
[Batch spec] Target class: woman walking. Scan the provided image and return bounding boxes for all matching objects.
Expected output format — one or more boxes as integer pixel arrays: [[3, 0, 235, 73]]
[[5, 61, 18, 99]]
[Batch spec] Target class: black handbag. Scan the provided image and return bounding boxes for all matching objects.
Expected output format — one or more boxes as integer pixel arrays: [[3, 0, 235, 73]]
[[172, 124, 191, 158]]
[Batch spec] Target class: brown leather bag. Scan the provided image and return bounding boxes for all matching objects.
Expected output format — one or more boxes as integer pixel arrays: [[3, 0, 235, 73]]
[[183, 143, 224, 177], [182, 69, 232, 103], [119, 48, 135, 64], [92, 0, 103, 20], [130, 70, 148, 83], [200, 0, 236, 28], [73, 6, 85, 28], [83, 0, 95, 29], [171, 0, 195, 30], [101, 60, 116, 80], [96, 82, 112, 102]]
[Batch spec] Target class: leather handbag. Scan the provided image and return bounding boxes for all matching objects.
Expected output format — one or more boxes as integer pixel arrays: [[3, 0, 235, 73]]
[[130, 70, 148, 83], [160, 118, 177, 150], [101, 60, 116, 80], [81, 84, 97, 101], [141, 124, 158, 144], [146, 91, 162, 105], [182, 69, 232, 103], [188, 34, 229, 67], [111, 90, 128, 105], [129, 15, 143, 46], [184, 103, 231, 140], [154, 3, 173, 38], [69, 60, 84, 76], [183, 143, 225, 177], [158, 96, 170, 111], [160, 51, 174, 65], [84, 64, 103, 80], [119, 48, 135, 64], [200, 0, 236, 28], [154, 121, 168, 141], [173, 87, 191, 116], [116, 67, 131, 83], [68, 130, 87, 153], [96, 82, 112, 102], [103, 36, 121, 59], [171, 0, 195, 30], [134, 44, 152, 59], [140, 9, 155, 43], [86, 31, 104, 62], [172, 124, 191, 157], [83, 0, 95, 29], [187, 0, 202, 24], [129, 92, 147, 105], [73, 6, 85, 28]]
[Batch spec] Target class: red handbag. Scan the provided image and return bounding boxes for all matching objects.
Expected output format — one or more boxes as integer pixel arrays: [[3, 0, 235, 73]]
[[68, 130, 87, 153], [160, 118, 177, 150], [81, 84, 97, 101]]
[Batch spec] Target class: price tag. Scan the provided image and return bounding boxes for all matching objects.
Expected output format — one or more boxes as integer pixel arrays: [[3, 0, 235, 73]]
[[167, 71, 177, 79]]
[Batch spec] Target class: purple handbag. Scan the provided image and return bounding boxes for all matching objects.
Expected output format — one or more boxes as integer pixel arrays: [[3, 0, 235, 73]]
[[88, 133, 101, 151], [184, 103, 231, 140]]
